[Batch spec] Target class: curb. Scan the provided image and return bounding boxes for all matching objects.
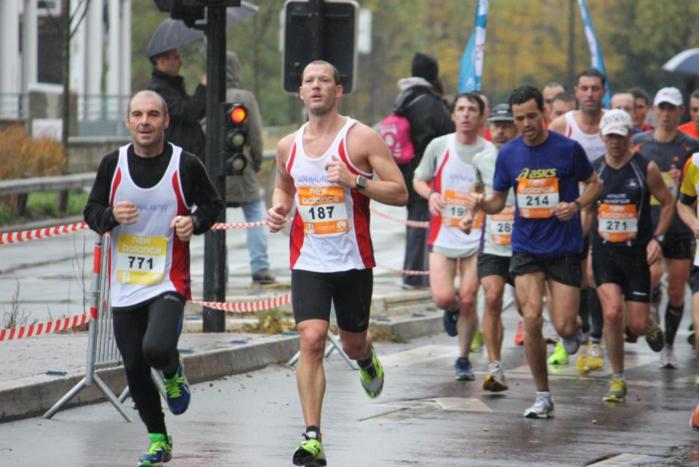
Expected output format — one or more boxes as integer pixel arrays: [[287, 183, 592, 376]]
[[0, 335, 299, 422]]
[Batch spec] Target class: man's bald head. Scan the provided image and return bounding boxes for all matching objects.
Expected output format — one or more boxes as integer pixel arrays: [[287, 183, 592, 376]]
[[127, 90, 169, 116]]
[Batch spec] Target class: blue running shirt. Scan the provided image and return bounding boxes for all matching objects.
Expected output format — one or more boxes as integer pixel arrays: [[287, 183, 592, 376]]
[[493, 131, 593, 256]]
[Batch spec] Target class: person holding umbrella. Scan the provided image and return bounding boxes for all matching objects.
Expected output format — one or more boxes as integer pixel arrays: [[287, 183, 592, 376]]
[[146, 46, 207, 161]]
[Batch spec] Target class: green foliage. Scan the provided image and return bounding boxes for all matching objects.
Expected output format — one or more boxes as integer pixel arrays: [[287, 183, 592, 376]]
[[0, 191, 88, 226], [131, 0, 699, 128]]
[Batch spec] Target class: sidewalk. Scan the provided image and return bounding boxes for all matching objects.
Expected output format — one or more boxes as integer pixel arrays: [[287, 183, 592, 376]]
[[0, 204, 442, 421]]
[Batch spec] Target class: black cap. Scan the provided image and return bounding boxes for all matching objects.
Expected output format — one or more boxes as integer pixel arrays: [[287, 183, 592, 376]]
[[411, 52, 438, 83], [487, 103, 513, 123]]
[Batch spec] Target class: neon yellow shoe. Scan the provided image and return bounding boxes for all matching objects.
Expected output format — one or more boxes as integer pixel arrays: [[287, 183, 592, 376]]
[[585, 342, 604, 371], [359, 347, 384, 398], [470, 329, 484, 353], [138, 433, 173, 466], [548, 341, 569, 365], [602, 377, 627, 403], [292, 432, 326, 466]]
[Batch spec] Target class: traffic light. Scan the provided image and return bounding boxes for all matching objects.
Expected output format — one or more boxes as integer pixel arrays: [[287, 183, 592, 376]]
[[223, 103, 248, 176], [282, 0, 358, 93], [154, 0, 241, 26]]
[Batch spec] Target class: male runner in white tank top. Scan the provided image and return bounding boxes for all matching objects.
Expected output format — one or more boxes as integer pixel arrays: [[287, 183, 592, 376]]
[[413, 93, 497, 382], [267, 60, 407, 467], [549, 68, 608, 370]]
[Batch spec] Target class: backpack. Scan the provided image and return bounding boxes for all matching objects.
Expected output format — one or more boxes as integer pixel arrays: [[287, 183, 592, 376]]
[[378, 113, 414, 165]]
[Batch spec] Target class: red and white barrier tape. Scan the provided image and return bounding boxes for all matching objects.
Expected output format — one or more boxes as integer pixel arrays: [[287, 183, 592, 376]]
[[0, 222, 89, 245], [192, 292, 292, 314], [211, 220, 267, 230], [377, 264, 430, 276], [0, 313, 90, 342], [0, 220, 271, 246], [370, 208, 429, 229]]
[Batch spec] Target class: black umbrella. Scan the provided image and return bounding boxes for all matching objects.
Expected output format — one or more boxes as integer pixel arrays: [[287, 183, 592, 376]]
[[663, 48, 699, 76], [145, 2, 259, 58]]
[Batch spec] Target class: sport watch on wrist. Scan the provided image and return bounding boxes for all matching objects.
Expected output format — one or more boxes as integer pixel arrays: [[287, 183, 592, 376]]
[[654, 234, 665, 243], [355, 175, 368, 190]]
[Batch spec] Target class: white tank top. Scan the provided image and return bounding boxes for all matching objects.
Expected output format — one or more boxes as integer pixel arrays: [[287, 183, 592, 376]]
[[428, 134, 481, 251], [565, 110, 606, 161], [286, 117, 374, 272], [108, 143, 192, 308]]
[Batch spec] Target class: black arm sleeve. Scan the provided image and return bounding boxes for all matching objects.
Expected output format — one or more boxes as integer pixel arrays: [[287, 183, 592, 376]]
[[180, 153, 223, 234], [679, 192, 697, 206], [83, 151, 120, 234]]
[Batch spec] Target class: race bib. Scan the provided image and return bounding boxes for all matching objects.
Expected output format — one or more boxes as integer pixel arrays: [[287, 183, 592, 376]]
[[442, 190, 468, 227], [598, 203, 637, 242], [490, 206, 515, 245], [651, 172, 675, 206], [297, 185, 349, 236], [516, 178, 559, 218], [116, 234, 167, 285]]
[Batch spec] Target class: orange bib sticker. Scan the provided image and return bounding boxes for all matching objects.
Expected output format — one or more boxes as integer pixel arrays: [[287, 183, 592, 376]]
[[598, 203, 637, 242], [490, 206, 515, 245], [297, 186, 349, 236], [516, 178, 559, 218], [442, 190, 469, 228]]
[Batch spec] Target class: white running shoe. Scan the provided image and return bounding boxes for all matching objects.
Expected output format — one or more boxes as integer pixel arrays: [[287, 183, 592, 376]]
[[523, 392, 554, 419], [561, 331, 581, 355], [660, 346, 678, 369]]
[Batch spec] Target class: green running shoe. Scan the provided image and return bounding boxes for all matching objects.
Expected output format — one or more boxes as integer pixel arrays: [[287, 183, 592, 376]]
[[470, 329, 484, 352], [547, 341, 569, 365], [138, 433, 172, 466], [359, 347, 384, 398], [292, 433, 326, 466]]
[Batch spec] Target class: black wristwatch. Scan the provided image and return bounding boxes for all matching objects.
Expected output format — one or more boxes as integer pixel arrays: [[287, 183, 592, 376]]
[[654, 234, 665, 244], [355, 175, 368, 190]]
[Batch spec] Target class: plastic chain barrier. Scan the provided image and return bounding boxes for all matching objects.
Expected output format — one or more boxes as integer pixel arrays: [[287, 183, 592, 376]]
[[192, 292, 292, 314], [370, 208, 429, 228], [377, 264, 431, 276], [0, 220, 276, 246], [0, 313, 90, 342], [0, 222, 89, 244]]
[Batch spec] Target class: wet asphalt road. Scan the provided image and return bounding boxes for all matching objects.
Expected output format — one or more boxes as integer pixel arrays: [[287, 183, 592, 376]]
[[2, 316, 699, 467]]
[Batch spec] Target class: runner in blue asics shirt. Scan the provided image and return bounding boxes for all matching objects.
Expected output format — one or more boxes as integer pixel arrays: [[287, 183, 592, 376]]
[[466, 85, 601, 419]]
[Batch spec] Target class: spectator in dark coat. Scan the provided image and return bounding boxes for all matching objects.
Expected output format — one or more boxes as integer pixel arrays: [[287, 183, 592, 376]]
[[224, 51, 275, 284], [147, 48, 207, 161], [394, 52, 454, 288]]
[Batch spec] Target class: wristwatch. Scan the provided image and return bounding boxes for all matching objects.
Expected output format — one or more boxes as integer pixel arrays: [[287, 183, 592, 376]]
[[355, 175, 368, 190], [654, 234, 665, 243], [574, 200, 582, 211]]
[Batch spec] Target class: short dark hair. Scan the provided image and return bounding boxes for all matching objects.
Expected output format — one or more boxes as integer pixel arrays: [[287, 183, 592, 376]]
[[302, 60, 341, 85], [150, 50, 173, 67], [509, 85, 544, 111], [690, 89, 699, 100], [628, 86, 650, 104], [451, 92, 485, 115], [543, 81, 566, 92], [553, 92, 576, 104], [576, 68, 606, 87]]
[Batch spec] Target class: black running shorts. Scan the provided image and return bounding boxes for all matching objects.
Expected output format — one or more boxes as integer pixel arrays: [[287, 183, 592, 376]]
[[291, 268, 373, 332], [592, 247, 650, 303], [661, 233, 694, 260], [691, 266, 699, 295], [509, 253, 581, 287], [477, 253, 513, 285]]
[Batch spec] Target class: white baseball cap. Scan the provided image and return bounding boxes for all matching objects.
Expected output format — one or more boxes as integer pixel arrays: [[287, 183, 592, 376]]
[[600, 109, 633, 137], [653, 87, 683, 107]]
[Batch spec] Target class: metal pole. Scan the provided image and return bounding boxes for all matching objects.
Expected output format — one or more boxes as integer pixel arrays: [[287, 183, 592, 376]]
[[309, 0, 324, 60], [203, 6, 227, 332], [567, 0, 576, 86]]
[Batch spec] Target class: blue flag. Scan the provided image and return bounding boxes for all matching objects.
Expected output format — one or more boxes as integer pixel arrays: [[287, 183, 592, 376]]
[[458, 0, 489, 92], [577, 0, 611, 106]]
